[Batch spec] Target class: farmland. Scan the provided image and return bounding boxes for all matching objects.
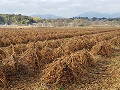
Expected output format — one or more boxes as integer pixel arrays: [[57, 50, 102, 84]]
[[0, 27, 120, 90]]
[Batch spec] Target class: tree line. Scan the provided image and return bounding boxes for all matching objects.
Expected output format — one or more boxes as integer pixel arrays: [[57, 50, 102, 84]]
[[0, 14, 120, 27], [0, 14, 41, 25]]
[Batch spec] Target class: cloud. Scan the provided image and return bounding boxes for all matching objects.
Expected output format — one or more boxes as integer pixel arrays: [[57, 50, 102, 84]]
[[0, 0, 120, 17]]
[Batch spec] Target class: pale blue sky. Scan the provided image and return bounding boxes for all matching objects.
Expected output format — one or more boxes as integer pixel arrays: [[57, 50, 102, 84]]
[[0, 0, 120, 17]]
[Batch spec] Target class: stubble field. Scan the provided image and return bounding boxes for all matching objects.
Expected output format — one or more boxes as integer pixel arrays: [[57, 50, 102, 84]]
[[0, 27, 120, 90]]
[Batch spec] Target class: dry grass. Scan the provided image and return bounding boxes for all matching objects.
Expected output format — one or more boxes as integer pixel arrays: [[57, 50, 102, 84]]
[[41, 49, 94, 85], [0, 69, 6, 90], [0, 27, 119, 89], [110, 36, 120, 48], [91, 41, 113, 57], [0, 49, 6, 60]]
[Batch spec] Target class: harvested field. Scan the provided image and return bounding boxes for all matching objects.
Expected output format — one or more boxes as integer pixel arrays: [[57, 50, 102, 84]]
[[91, 41, 113, 57], [0, 27, 120, 90], [41, 49, 94, 85]]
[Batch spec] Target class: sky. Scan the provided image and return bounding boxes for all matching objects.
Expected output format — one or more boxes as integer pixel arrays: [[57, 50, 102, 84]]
[[0, 0, 120, 17]]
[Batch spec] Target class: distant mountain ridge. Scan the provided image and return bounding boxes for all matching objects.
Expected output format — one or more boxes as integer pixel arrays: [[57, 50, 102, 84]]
[[32, 14, 63, 19], [77, 12, 120, 18]]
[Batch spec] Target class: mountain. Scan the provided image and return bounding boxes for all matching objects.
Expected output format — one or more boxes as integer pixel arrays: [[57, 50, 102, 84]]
[[32, 14, 63, 19], [78, 12, 120, 18]]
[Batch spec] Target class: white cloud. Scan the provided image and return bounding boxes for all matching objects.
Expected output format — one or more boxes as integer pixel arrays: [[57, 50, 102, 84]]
[[0, 0, 120, 17]]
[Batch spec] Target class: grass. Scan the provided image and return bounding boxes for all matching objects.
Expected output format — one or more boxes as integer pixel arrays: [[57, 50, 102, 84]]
[[58, 86, 65, 90], [115, 53, 120, 56]]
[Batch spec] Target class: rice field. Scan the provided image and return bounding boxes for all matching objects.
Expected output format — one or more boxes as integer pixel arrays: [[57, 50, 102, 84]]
[[0, 27, 120, 90]]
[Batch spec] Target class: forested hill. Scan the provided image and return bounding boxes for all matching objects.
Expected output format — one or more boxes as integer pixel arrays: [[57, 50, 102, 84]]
[[1, 13, 120, 27], [0, 14, 41, 25]]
